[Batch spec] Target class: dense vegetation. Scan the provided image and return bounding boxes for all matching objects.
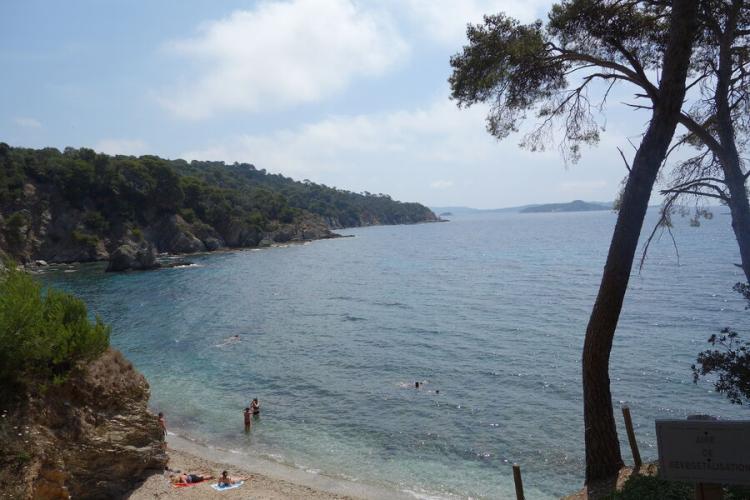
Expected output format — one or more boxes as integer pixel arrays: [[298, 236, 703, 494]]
[[0, 265, 110, 393], [0, 144, 435, 259], [170, 158, 436, 228]]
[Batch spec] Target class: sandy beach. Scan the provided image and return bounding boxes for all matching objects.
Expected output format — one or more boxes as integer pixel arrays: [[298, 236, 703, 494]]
[[126, 433, 414, 500], [127, 446, 356, 500]]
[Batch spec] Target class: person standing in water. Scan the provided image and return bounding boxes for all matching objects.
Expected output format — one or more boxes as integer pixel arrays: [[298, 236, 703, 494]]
[[243, 407, 252, 432], [250, 398, 261, 417]]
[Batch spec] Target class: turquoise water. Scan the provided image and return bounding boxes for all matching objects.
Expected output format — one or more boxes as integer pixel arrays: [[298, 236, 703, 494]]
[[39, 211, 748, 499]]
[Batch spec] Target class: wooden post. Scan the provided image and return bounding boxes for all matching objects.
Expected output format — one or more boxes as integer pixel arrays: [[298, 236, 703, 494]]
[[512, 464, 524, 500], [622, 406, 642, 470]]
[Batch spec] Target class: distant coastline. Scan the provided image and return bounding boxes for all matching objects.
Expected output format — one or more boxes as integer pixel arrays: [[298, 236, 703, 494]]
[[431, 199, 614, 215], [519, 200, 611, 213]]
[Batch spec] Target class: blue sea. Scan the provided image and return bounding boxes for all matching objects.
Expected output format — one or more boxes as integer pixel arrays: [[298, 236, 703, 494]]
[[38, 210, 748, 499]]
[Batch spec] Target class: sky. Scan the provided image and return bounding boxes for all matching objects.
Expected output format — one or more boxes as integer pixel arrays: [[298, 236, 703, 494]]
[[1, 0, 663, 209]]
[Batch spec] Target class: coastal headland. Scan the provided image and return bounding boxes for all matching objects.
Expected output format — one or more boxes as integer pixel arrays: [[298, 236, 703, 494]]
[[0, 144, 438, 270]]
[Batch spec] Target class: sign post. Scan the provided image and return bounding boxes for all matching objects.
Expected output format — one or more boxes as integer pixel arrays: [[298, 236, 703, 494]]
[[656, 419, 750, 499]]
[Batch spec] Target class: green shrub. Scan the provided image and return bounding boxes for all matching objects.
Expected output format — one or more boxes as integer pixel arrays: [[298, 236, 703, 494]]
[[603, 475, 693, 500], [15, 451, 31, 465], [3, 212, 29, 248], [179, 208, 197, 223], [606, 475, 750, 500], [71, 229, 99, 247], [726, 485, 750, 499], [0, 266, 110, 391], [83, 210, 109, 233]]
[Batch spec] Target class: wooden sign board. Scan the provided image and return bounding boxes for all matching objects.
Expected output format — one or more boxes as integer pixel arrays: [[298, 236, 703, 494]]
[[656, 420, 750, 485]]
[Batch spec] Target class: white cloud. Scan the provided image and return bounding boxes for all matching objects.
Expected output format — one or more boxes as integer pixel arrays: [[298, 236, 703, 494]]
[[180, 93, 633, 207], [14, 117, 42, 129], [182, 98, 498, 177], [159, 0, 408, 119], [401, 0, 551, 45], [94, 139, 148, 156], [430, 179, 454, 189]]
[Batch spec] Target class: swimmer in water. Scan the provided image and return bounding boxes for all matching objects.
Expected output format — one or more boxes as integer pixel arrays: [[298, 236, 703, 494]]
[[215, 335, 241, 347], [415, 381, 420, 389], [250, 398, 261, 417]]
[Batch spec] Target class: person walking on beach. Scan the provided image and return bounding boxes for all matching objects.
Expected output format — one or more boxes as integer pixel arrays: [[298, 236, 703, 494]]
[[243, 406, 252, 432], [158, 412, 167, 447], [250, 398, 261, 417]]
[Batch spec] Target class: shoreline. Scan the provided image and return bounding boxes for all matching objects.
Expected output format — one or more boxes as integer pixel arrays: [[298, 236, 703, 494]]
[[127, 432, 418, 500], [21, 218, 446, 269]]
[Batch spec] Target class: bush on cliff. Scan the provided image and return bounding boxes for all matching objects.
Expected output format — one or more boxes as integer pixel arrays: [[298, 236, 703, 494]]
[[0, 265, 110, 392]]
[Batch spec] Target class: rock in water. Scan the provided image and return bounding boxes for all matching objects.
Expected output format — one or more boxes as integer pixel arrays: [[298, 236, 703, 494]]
[[0, 349, 168, 499], [106, 242, 160, 272]]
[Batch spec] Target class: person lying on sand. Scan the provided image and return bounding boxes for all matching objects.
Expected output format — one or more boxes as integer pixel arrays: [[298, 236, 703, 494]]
[[218, 470, 248, 487], [171, 472, 212, 484]]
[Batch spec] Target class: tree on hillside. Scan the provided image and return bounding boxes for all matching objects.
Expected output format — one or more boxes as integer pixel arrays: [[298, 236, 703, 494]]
[[449, 0, 699, 482]]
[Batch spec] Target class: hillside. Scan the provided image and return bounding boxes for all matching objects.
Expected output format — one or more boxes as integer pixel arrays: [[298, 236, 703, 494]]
[[0, 144, 437, 264]]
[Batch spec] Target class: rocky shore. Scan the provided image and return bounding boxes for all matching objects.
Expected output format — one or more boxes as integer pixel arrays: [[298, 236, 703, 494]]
[[0, 349, 167, 499], [1, 183, 340, 271]]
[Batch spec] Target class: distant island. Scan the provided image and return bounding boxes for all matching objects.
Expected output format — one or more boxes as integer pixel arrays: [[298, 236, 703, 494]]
[[520, 200, 612, 213], [0, 144, 437, 268], [432, 200, 613, 215]]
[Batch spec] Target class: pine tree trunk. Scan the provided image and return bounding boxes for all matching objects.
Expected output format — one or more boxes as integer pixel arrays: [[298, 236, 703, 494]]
[[725, 167, 750, 284], [714, 0, 750, 284], [582, 0, 699, 483]]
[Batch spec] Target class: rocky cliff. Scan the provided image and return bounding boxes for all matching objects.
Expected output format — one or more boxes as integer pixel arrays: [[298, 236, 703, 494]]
[[1, 179, 338, 267], [0, 349, 167, 499]]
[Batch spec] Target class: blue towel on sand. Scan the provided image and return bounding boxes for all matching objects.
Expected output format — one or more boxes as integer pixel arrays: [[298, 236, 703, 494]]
[[211, 481, 244, 491]]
